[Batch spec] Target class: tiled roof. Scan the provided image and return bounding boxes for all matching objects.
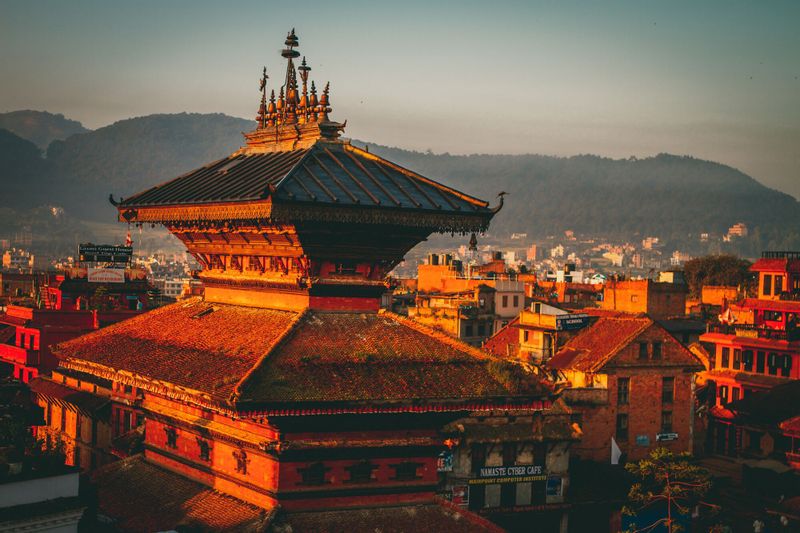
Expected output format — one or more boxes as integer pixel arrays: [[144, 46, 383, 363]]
[[91, 455, 268, 532], [547, 315, 652, 372], [56, 300, 550, 408], [120, 141, 490, 216], [726, 379, 800, 427], [28, 377, 109, 415], [483, 317, 520, 358], [236, 311, 549, 405], [54, 298, 299, 401], [271, 501, 502, 533]]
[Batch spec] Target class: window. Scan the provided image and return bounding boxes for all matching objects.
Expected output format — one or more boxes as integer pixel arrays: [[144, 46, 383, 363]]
[[61, 408, 67, 431], [465, 325, 474, 337], [743, 350, 754, 372], [763, 274, 772, 296], [768, 352, 779, 375], [392, 462, 421, 481], [638, 342, 648, 360], [731, 388, 740, 402], [721, 347, 730, 368], [756, 351, 766, 373], [775, 275, 783, 295], [513, 295, 519, 307], [747, 430, 763, 452], [662, 377, 674, 404], [661, 411, 673, 433], [197, 439, 211, 462], [502, 295, 509, 307], [652, 342, 662, 360], [523, 331, 529, 343], [617, 377, 630, 405], [346, 461, 376, 483], [124, 384, 133, 395], [718, 385, 728, 404], [616, 414, 629, 441], [631, 294, 639, 303], [233, 450, 249, 475], [164, 427, 178, 449], [781, 354, 792, 378], [764, 310, 783, 322], [76, 414, 83, 441], [732, 349, 741, 370], [299, 462, 328, 485], [478, 324, 486, 337]]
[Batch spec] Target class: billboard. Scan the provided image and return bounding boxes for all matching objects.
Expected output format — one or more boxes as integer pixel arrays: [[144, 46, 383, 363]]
[[88, 267, 126, 283], [79, 244, 133, 263]]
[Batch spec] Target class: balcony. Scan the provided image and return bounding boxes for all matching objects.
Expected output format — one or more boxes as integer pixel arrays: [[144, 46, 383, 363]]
[[786, 451, 800, 470], [0, 343, 38, 365], [706, 323, 800, 342]]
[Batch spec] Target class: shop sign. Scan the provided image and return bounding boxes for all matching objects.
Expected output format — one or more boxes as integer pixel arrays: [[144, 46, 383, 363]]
[[451, 485, 469, 507], [88, 267, 125, 283], [468, 465, 546, 485], [656, 432, 679, 442], [556, 314, 590, 331], [437, 451, 453, 472]]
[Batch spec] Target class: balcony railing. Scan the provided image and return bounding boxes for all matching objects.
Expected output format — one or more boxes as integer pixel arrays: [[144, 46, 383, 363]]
[[761, 251, 800, 260], [786, 451, 800, 467], [706, 323, 800, 342]]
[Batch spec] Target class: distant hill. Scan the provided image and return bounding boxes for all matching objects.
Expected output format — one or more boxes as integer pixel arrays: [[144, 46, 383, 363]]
[[0, 111, 798, 252], [355, 143, 800, 249], [45, 113, 252, 220], [0, 129, 51, 209], [0, 110, 89, 150]]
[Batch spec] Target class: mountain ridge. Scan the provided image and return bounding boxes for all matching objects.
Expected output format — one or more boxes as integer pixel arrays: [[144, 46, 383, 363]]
[[0, 111, 798, 254]]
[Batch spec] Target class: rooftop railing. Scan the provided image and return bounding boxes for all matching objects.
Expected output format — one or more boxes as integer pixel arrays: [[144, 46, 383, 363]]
[[761, 251, 800, 259], [706, 322, 800, 342]]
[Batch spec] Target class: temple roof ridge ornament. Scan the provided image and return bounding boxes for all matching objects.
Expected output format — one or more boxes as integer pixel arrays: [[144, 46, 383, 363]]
[[245, 29, 343, 152]]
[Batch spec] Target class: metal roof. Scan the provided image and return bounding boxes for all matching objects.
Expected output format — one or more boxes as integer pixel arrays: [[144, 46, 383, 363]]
[[119, 141, 490, 215]]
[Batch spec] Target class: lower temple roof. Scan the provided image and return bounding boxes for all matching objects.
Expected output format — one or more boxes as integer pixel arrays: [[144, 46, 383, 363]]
[[91, 455, 268, 532], [54, 298, 551, 411]]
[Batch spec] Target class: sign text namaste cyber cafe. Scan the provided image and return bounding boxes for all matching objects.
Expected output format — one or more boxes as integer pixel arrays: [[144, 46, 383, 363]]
[[468, 465, 546, 485]]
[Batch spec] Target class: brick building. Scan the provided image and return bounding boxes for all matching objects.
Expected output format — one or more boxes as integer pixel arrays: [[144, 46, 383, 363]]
[[546, 310, 703, 462], [601, 279, 687, 320]]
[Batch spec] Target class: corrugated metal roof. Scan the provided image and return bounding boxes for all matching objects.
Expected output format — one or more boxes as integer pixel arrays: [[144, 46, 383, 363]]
[[119, 142, 489, 215]]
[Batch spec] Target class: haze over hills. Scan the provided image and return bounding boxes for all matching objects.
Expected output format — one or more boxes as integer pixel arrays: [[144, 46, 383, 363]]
[[0, 110, 90, 150], [0, 110, 799, 255]]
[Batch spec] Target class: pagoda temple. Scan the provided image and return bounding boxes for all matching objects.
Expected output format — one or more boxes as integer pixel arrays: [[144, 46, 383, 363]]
[[52, 30, 576, 531]]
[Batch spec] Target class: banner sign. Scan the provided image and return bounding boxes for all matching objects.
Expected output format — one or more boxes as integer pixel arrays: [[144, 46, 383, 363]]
[[437, 451, 453, 472], [79, 244, 133, 263], [656, 432, 679, 442], [468, 465, 546, 485], [556, 314, 590, 331], [88, 268, 126, 284]]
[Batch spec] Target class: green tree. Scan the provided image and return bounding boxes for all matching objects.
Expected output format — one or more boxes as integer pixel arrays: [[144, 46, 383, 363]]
[[682, 254, 753, 298], [623, 448, 715, 533]]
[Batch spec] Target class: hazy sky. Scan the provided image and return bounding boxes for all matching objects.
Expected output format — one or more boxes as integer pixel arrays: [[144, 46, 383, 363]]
[[2, 0, 799, 198]]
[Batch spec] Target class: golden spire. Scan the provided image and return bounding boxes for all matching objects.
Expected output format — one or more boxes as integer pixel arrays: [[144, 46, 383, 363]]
[[298, 56, 311, 122], [267, 89, 276, 126], [318, 82, 331, 121], [281, 28, 301, 124]]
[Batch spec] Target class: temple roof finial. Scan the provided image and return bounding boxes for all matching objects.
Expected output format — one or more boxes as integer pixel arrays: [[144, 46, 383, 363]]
[[256, 67, 269, 128]]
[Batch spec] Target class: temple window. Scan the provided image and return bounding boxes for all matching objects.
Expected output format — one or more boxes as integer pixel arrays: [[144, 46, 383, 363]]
[[346, 461, 377, 483], [233, 450, 249, 475], [164, 427, 178, 449], [299, 462, 328, 485], [391, 461, 422, 481], [197, 438, 211, 462]]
